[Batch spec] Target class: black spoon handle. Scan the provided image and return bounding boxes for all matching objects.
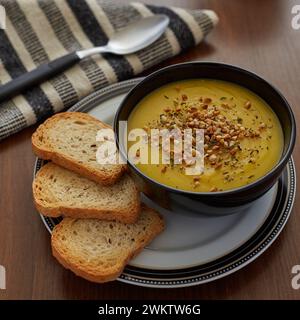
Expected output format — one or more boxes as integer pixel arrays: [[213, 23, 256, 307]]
[[0, 52, 80, 103]]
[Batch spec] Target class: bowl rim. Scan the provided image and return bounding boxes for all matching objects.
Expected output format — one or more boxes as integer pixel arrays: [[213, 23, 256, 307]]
[[114, 61, 296, 196]]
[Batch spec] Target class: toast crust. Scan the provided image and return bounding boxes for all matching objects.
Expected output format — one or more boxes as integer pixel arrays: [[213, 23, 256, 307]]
[[34, 200, 140, 224], [33, 163, 140, 223], [32, 112, 126, 186], [51, 207, 164, 283]]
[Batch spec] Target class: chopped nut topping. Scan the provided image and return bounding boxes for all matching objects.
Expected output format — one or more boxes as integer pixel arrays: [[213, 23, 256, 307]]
[[144, 94, 265, 191], [244, 101, 252, 109], [193, 180, 200, 188], [160, 115, 167, 124], [209, 154, 217, 162], [259, 122, 266, 130], [204, 97, 212, 104], [182, 94, 188, 101], [161, 166, 167, 173]]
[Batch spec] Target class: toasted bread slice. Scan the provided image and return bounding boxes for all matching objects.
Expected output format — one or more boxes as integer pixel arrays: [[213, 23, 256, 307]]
[[33, 162, 140, 223], [51, 206, 164, 283], [32, 112, 125, 185]]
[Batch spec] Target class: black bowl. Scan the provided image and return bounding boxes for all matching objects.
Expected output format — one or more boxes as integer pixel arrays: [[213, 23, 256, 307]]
[[114, 62, 296, 214]]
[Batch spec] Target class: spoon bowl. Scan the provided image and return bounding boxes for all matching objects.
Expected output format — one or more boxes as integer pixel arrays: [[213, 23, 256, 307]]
[[106, 15, 170, 55]]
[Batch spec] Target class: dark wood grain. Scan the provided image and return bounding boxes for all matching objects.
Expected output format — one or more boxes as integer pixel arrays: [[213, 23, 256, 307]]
[[1, 0, 300, 300]]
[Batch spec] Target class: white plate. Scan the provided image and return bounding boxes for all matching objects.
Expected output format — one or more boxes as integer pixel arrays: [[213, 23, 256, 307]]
[[34, 79, 296, 288]]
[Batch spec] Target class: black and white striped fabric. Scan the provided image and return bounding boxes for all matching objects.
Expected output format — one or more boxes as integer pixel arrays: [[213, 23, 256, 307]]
[[0, 0, 218, 141]]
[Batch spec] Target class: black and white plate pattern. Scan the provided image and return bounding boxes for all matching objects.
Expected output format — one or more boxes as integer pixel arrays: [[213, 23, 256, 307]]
[[34, 78, 296, 288]]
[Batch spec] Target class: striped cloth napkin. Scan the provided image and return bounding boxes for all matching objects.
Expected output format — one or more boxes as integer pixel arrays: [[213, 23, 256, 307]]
[[0, 0, 218, 141]]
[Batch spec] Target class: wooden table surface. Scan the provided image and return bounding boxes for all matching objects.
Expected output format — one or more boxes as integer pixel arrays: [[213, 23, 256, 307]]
[[1, 0, 300, 300]]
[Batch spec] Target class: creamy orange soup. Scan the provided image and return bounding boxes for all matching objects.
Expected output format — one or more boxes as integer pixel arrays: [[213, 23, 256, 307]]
[[128, 79, 283, 192]]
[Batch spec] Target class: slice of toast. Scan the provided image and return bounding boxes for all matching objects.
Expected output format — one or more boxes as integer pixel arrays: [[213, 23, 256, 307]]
[[51, 205, 164, 283], [32, 112, 125, 185], [33, 162, 140, 223]]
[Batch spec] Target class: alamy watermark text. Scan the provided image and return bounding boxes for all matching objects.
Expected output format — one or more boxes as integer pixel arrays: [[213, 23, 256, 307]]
[[291, 5, 300, 30]]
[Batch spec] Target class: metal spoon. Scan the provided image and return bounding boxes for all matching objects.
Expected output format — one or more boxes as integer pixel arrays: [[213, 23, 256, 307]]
[[0, 14, 169, 103]]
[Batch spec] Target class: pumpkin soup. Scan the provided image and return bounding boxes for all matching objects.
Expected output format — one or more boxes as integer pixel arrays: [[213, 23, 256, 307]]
[[128, 79, 283, 192]]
